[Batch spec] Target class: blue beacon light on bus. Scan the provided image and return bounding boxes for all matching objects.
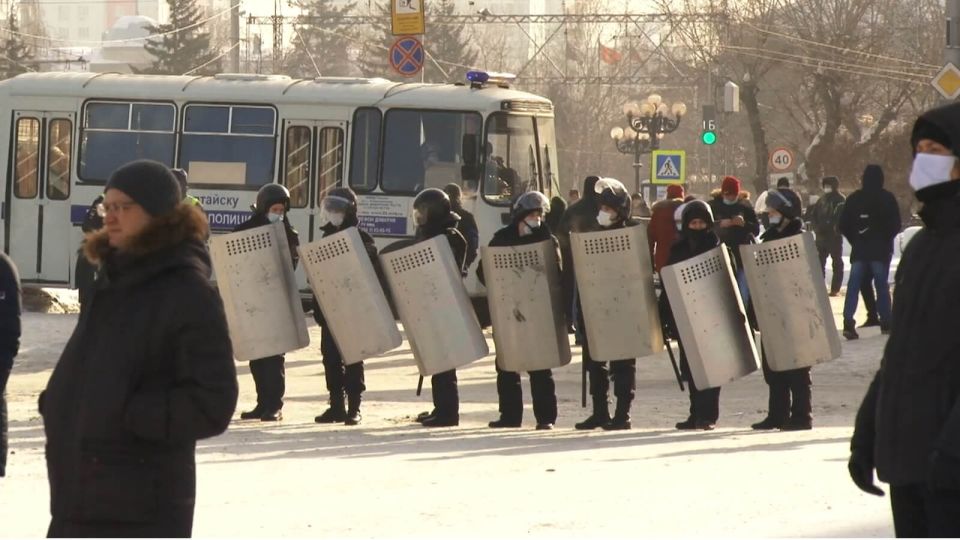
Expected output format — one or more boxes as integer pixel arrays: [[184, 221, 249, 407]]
[[466, 70, 516, 89], [466, 70, 490, 88]]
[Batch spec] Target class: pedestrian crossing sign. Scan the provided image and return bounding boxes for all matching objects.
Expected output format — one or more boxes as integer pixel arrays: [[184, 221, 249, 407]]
[[652, 150, 685, 185]]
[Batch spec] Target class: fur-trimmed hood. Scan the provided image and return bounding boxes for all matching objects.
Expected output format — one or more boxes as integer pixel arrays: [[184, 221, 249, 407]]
[[84, 203, 211, 285]]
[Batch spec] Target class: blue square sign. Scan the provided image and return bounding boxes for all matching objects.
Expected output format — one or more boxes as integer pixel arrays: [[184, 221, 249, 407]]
[[652, 150, 686, 185]]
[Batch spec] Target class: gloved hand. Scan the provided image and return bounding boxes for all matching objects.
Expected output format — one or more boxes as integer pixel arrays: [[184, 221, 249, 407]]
[[848, 450, 885, 496], [927, 449, 960, 492]]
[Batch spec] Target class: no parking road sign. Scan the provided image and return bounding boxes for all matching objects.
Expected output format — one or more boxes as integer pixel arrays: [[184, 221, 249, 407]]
[[390, 36, 424, 78], [651, 150, 685, 185]]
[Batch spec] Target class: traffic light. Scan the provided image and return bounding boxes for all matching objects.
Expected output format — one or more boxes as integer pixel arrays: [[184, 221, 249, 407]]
[[701, 128, 717, 145], [701, 104, 717, 145]]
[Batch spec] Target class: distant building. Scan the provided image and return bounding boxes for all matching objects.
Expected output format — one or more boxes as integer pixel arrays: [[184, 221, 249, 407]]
[[88, 15, 157, 73]]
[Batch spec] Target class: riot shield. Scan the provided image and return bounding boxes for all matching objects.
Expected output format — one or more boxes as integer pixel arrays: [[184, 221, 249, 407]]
[[740, 232, 842, 371], [571, 225, 663, 361], [210, 221, 310, 362], [299, 228, 402, 365], [379, 235, 489, 376], [481, 240, 571, 372], [660, 246, 759, 389]]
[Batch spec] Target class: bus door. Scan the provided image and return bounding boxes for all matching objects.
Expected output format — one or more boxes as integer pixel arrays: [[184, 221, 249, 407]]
[[7, 111, 75, 283], [280, 120, 347, 244]]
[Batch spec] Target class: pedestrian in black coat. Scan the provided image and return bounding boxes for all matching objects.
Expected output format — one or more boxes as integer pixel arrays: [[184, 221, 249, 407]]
[[750, 190, 813, 431], [807, 176, 846, 295], [444, 183, 480, 275], [849, 103, 960, 538], [40, 160, 237, 537], [659, 200, 723, 431], [838, 165, 900, 339], [0, 252, 21, 478], [709, 176, 760, 304], [408, 188, 468, 428], [478, 191, 560, 430], [312, 187, 377, 426], [234, 184, 300, 422]]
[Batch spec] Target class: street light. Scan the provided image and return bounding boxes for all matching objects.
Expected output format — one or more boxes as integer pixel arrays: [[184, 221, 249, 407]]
[[609, 93, 686, 194]]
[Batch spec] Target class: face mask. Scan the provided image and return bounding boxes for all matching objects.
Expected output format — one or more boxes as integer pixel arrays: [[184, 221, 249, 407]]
[[823, 187, 833, 194], [769, 215, 782, 225], [597, 211, 614, 228], [723, 198, 738, 206], [267, 212, 282, 224], [521, 216, 542, 236], [413, 209, 426, 226], [909, 153, 958, 192]]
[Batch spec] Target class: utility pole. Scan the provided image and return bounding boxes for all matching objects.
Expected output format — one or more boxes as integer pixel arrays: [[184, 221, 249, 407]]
[[948, 0, 960, 67], [230, 0, 241, 72]]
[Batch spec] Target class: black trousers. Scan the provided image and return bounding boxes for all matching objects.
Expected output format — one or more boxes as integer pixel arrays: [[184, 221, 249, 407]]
[[322, 356, 365, 399], [817, 237, 844, 294], [584, 356, 636, 405], [890, 484, 960, 537], [678, 350, 720, 423], [249, 355, 285, 412], [0, 368, 9, 477], [48, 504, 194, 538], [761, 355, 812, 423], [494, 362, 557, 425], [431, 369, 459, 419]]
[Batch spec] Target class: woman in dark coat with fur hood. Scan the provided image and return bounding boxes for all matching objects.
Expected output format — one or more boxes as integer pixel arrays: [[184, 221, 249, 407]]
[[40, 160, 238, 537]]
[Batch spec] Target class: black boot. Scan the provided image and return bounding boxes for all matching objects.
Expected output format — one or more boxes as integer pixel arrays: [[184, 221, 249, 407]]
[[240, 406, 263, 420], [345, 394, 362, 426], [488, 417, 522, 428], [315, 393, 346, 424], [603, 399, 632, 430], [574, 399, 610, 430], [842, 319, 859, 340], [859, 315, 880, 328]]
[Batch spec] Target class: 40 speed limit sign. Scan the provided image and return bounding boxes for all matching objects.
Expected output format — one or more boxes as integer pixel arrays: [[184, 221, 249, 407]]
[[770, 147, 795, 172]]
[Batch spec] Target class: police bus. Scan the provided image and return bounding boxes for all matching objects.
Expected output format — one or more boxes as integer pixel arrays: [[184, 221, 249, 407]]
[[0, 71, 560, 300]]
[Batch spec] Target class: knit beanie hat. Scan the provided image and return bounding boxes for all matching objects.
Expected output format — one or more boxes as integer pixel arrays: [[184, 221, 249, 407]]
[[721, 176, 741, 196], [666, 184, 684, 199], [106, 160, 182, 217]]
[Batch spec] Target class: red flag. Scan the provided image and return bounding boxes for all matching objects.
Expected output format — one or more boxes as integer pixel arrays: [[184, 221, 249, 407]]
[[598, 43, 622, 65]]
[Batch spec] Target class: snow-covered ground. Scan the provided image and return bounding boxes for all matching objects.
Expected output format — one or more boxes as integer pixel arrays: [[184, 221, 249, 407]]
[[1, 297, 895, 537]]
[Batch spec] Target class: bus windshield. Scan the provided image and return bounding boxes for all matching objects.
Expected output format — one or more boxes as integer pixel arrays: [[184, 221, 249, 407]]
[[483, 113, 548, 206]]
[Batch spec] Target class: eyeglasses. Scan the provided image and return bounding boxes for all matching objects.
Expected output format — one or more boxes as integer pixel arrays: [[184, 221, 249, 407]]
[[96, 201, 138, 217]]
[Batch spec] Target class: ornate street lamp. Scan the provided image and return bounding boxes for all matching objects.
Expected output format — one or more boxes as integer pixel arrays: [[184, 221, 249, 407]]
[[610, 94, 686, 193]]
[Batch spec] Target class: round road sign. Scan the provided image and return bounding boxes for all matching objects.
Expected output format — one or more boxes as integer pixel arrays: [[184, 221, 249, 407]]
[[770, 147, 795, 172], [389, 36, 424, 78]]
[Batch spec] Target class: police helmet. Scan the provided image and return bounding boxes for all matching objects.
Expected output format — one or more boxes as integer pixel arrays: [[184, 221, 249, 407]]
[[170, 168, 188, 196], [512, 191, 550, 222], [764, 188, 799, 220], [412, 188, 452, 226], [254, 183, 291, 214], [594, 177, 631, 221], [322, 187, 358, 217]]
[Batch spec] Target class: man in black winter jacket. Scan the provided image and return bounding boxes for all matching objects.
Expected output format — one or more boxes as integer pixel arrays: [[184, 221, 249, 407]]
[[312, 187, 377, 426], [838, 165, 900, 339], [478, 191, 560, 430], [808, 176, 846, 295], [849, 102, 960, 538], [0, 252, 21, 478], [234, 184, 300, 422], [444, 183, 479, 275]]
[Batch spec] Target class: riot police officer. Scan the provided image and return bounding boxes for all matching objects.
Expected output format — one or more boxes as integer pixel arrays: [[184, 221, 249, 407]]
[[410, 188, 468, 427], [574, 178, 639, 431], [234, 184, 300, 422], [478, 191, 560, 430], [313, 187, 377, 426]]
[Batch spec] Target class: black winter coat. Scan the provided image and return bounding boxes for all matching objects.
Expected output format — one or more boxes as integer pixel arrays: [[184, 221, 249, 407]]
[[851, 195, 960, 487], [759, 216, 804, 243], [416, 213, 469, 273], [708, 197, 759, 267], [312, 219, 379, 363], [452, 205, 479, 273], [556, 177, 600, 253], [40, 205, 238, 537], [233, 213, 301, 268], [807, 191, 845, 242], [839, 176, 900, 262], [0, 252, 21, 371]]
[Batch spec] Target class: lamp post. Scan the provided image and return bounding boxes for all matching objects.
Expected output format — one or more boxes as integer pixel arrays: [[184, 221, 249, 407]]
[[610, 94, 687, 195]]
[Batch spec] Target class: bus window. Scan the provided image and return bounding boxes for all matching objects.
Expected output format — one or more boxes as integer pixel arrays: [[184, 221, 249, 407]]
[[483, 113, 539, 206], [348, 108, 380, 193], [14, 118, 40, 199], [381, 109, 482, 194], [535, 116, 560, 197], [317, 127, 344, 201], [80, 101, 176, 181], [181, 104, 277, 186], [47, 119, 72, 200], [283, 126, 310, 208]]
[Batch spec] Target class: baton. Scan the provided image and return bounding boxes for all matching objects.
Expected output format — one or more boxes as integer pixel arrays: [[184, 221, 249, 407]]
[[416, 375, 423, 396], [663, 335, 685, 392]]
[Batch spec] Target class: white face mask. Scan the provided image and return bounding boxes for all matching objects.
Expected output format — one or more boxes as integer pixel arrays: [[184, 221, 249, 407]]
[[909, 153, 958, 192], [597, 211, 615, 228], [823, 187, 833, 194], [769, 214, 782, 225], [267, 212, 282, 224], [327, 212, 345, 227], [523, 216, 542, 231]]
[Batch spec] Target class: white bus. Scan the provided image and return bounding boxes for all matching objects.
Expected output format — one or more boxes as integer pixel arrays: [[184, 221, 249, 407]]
[[0, 71, 561, 303]]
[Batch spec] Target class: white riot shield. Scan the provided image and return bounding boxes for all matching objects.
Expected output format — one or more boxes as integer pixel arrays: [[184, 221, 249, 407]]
[[660, 246, 760, 389], [210, 221, 310, 362], [481, 240, 572, 373], [380, 236, 489, 376], [740, 232, 842, 371], [571, 225, 663, 361], [299, 228, 402, 365]]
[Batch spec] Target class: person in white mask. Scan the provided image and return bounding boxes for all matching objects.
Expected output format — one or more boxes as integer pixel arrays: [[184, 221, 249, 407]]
[[312, 187, 378, 426], [849, 104, 960, 537], [477, 191, 560, 430]]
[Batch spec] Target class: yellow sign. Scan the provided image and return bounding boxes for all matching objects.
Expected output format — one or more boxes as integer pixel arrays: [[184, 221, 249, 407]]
[[932, 63, 960, 100], [391, 0, 425, 36]]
